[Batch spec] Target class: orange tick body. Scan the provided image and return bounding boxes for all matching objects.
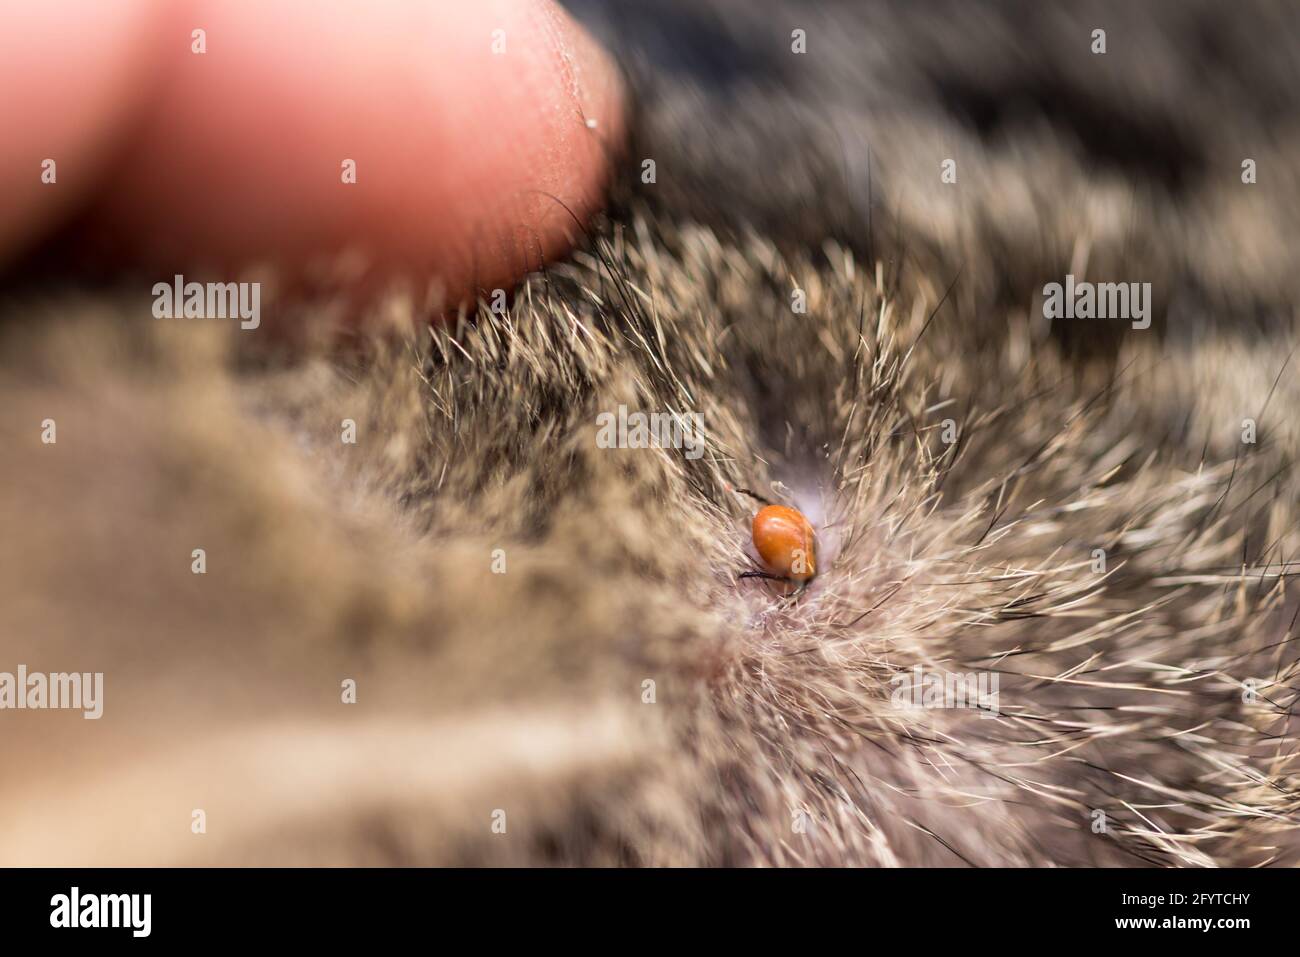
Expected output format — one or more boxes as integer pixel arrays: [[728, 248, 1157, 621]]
[[752, 504, 817, 582]]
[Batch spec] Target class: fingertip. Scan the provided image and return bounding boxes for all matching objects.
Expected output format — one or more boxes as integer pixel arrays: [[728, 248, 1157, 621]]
[[74, 0, 626, 317], [0, 0, 162, 263]]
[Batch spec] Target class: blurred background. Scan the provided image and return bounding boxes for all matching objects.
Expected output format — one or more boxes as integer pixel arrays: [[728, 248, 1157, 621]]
[[574, 0, 1300, 356]]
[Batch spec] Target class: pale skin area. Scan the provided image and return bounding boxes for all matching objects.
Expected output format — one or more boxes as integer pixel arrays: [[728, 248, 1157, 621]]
[[0, 0, 624, 313]]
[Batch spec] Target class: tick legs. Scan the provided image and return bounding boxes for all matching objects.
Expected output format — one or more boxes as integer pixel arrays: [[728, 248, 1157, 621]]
[[733, 487, 773, 506], [738, 570, 786, 582], [738, 569, 809, 602]]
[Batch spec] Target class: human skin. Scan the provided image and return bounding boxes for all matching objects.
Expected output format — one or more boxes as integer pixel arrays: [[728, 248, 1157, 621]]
[[0, 0, 625, 311]]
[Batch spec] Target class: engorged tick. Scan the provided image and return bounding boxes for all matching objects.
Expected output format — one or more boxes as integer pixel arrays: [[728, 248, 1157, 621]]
[[733, 487, 817, 598]]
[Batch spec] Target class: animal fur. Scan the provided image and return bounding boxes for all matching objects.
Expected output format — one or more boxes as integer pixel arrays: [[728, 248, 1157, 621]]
[[1, 0, 1298, 866]]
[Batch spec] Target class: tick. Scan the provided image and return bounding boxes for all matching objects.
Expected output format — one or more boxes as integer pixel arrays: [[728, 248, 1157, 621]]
[[733, 488, 817, 597]]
